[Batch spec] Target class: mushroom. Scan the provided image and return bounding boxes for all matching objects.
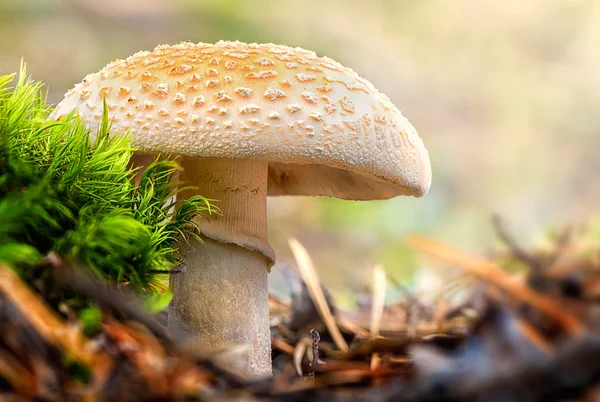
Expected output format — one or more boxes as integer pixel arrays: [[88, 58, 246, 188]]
[[51, 41, 432, 378]]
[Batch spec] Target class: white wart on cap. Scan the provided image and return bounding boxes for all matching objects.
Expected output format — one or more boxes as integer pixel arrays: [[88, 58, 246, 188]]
[[52, 40, 431, 200]]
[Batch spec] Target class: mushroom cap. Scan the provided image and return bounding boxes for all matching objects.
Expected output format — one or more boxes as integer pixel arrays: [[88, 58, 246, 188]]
[[52, 41, 431, 200]]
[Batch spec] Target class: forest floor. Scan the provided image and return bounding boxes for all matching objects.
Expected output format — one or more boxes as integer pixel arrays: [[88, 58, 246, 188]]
[[2, 218, 600, 402]]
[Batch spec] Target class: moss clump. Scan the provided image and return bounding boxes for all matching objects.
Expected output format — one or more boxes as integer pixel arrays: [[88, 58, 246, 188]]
[[0, 68, 212, 299]]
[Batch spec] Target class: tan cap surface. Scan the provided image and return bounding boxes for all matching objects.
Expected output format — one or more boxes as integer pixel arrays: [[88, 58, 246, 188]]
[[52, 41, 431, 200]]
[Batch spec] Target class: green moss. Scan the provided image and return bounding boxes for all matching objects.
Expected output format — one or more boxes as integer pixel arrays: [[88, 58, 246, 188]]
[[0, 67, 212, 299]]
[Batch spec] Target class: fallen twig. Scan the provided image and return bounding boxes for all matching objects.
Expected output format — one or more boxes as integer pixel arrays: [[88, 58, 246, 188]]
[[405, 234, 584, 335]]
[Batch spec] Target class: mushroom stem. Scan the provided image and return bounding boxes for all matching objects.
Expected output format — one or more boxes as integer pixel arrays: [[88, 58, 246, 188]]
[[169, 157, 274, 378]]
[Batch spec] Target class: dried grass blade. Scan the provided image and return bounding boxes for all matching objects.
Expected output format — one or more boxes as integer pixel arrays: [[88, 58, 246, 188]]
[[293, 337, 310, 376], [288, 238, 349, 352], [370, 265, 386, 371], [370, 264, 386, 338]]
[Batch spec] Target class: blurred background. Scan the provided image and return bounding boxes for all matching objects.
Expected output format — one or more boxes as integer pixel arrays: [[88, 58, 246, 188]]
[[1, 0, 599, 306]]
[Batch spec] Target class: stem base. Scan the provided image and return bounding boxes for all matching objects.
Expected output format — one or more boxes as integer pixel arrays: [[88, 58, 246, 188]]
[[169, 238, 271, 377]]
